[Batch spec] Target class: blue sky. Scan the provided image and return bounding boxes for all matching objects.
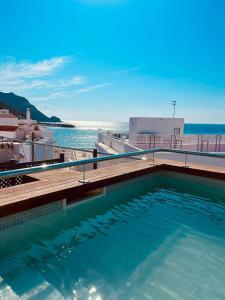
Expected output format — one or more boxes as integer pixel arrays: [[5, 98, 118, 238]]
[[0, 0, 225, 123]]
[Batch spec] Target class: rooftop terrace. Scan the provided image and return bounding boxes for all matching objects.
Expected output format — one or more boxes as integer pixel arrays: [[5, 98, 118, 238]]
[[0, 148, 224, 218]]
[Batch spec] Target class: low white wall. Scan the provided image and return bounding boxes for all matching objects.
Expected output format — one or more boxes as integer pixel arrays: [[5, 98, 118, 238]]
[[0, 118, 19, 126], [135, 143, 225, 152], [0, 143, 21, 163], [98, 132, 139, 153], [20, 142, 54, 162], [96, 132, 225, 170], [153, 152, 225, 168]]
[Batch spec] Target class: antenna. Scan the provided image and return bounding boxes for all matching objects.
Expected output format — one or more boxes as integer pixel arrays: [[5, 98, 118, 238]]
[[171, 100, 176, 118]]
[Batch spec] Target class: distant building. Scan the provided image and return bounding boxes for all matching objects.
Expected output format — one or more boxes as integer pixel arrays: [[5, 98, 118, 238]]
[[0, 108, 54, 163], [129, 117, 184, 144]]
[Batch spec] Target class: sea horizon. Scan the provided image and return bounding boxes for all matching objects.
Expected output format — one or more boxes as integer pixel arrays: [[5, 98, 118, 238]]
[[66, 120, 225, 130], [52, 120, 225, 149]]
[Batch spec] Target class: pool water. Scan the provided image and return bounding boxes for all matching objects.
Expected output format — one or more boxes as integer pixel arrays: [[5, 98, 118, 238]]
[[0, 171, 225, 300]]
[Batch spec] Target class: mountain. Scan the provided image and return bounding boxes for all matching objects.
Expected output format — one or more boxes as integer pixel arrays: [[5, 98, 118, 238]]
[[0, 92, 61, 122]]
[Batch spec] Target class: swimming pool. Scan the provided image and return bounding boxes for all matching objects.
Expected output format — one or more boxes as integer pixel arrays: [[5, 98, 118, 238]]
[[0, 171, 225, 299]]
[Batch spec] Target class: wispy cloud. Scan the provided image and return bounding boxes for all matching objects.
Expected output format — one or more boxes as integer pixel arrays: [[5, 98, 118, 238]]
[[0, 56, 113, 118], [76, 82, 112, 94], [114, 66, 140, 75], [0, 56, 87, 96], [0, 56, 70, 80], [47, 76, 87, 88], [30, 92, 71, 102]]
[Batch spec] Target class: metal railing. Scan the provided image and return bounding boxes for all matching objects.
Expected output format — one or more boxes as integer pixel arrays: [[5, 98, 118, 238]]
[[0, 154, 64, 171], [0, 148, 224, 181], [22, 140, 114, 160], [0, 154, 65, 189], [130, 133, 225, 152]]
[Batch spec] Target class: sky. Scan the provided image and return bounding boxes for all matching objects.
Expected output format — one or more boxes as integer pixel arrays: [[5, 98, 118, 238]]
[[0, 0, 225, 123]]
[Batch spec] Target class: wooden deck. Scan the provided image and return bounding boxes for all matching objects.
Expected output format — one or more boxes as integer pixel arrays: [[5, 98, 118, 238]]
[[0, 158, 225, 217]]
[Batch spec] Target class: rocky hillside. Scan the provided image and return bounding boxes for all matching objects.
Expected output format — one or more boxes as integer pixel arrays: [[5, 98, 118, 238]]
[[0, 92, 61, 122]]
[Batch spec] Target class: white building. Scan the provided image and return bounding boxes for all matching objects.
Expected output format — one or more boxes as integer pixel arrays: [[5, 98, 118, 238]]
[[129, 117, 184, 144], [96, 116, 225, 155], [0, 109, 54, 163], [0, 109, 19, 139]]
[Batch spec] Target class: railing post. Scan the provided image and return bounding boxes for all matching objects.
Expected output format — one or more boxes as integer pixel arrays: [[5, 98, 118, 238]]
[[93, 149, 98, 169], [83, 165, 86, 182], [60, 153, 65, 162], [9, 159, 16, 169], [150, 152, 155, 165], [9, 159, 16, 186], [78, 164, 90, 184], [184, 153, 188, 167], [31, 132, 35, 162]]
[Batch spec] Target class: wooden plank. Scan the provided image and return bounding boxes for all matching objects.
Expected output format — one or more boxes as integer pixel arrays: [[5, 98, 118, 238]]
[[0, 160, 155, 203]]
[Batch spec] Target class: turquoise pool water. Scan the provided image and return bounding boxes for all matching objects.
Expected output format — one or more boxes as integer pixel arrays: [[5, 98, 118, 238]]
[[0, 171, 225, 299]]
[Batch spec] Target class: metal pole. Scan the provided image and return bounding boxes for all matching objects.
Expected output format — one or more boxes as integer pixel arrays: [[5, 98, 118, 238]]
[[31, 132, 35, 162], [93, 149, 98, 169], [83, 166, 85, 182], [59, 153, 65, 162], [9, 159, 16, 186], [150, 152, 155, 165], [172, 100, 176, 118], [184, 153, 188, 167], [78, 164, 90, 184]]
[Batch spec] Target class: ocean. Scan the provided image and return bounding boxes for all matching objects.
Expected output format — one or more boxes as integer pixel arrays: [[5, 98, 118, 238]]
[[51, 121, 225, 149]]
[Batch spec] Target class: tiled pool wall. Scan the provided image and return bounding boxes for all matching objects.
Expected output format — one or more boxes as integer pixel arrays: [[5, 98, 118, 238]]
[[0, 172, 161, 232], [0, 187, 107, 232], [160, 170, 225, 200], [0, 199, 66, 231]]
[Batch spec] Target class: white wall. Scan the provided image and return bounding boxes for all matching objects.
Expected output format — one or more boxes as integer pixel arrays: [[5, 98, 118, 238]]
[[153, 152, 225, 168], [20, 142, 54, 162], [32, 143, 53, 161], [0, 131, 16, 139], [0, 143, 21, 163], [97, 132, 140, 154], [129, 117, 184, 144], [0, 118, 19, 126]]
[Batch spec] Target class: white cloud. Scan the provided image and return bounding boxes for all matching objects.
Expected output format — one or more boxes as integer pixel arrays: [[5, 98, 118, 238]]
[[0, 56, 70, 80], [30, 92, 70, 102], [0, 56, 112, 111], [114, 66, 140, 75], [76, 82, 112, 94], [49, 76, 87, 88], [0, 79, 48, 92], [0, 56, 87, 96]]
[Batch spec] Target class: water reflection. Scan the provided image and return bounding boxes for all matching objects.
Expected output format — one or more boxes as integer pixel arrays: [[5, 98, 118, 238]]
[[0, 172, 225, 299]]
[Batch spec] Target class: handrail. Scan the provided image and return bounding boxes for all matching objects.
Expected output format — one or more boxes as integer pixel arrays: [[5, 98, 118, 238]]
[[161, 148, 225, 158], [20, 139, 112, 156], [0, 148, 224, 179], [1, 136, 95, 154], [24, 141, 95, 153]]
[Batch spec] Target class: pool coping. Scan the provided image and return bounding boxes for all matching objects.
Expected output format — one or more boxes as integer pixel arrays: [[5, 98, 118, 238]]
[[0, 160, 224, 218]]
